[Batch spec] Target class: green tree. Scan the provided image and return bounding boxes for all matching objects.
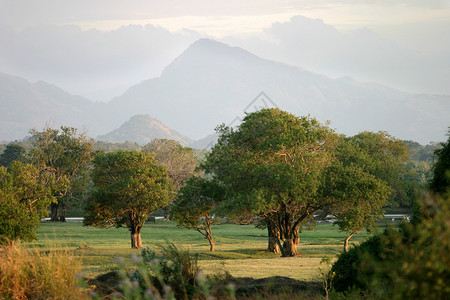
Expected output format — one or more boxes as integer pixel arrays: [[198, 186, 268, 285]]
[[84, 150, 172, 248], [143, 139, 200, 191], [429, 128, 450, 194], [143, 139, 201, 219], [342, 131, 409, 207], [0, 162, 66, 244], [322, 135, 394, 251], [170, 177, 223, 251], [202, 109, 337, 256], [322, 163, 390, 252], [0, 143, 27, 167], [29, 126, 94, 221]]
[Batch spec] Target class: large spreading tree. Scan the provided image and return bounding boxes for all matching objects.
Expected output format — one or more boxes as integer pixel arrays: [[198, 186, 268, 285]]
[[84, 150, 173, 248], [202, 108, 338, 256], [29, 126, 94, 221]]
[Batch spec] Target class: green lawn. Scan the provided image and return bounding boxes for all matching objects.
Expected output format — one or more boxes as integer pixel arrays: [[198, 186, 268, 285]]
[[31, 220, 371, 281]]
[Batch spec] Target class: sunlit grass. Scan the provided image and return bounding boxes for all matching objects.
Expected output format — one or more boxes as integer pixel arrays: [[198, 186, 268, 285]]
[[31, 220, 373, 280]]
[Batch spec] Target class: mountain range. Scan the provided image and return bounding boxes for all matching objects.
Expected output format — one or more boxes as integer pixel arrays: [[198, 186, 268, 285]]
[[1, 38, 449, 145]]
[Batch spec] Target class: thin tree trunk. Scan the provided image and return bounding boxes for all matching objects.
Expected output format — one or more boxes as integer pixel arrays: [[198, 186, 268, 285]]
[[131, 226, 143, 249], [344, 230, 361, 252], [208, 236, 215, 251], [267, 221, 281, 253], [205, 218, 215, 251]]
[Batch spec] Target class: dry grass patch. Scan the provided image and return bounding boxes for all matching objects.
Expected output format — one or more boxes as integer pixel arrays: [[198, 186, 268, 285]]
[[0, 243, 88, 299], [200, 256, 323, 281]]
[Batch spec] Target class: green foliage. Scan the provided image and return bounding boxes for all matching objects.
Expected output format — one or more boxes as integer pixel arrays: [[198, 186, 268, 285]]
[[330, 234, 382, 293], [93, 140, 142, 152], [323, 163, 390, 241], [30, 126, 94, 181], [339, 131, 411, 207], [29, 126, 94, 221], [0, 162, 66, 243], [140, 244, 202, 300], [331, 193, 450, 299], [429, 129, 450, 194], [84, 150, 173, 247], [202, 108, 338, 256], [171, 176, 224, 251], [0, 143, 27, 167], [143, 139, 201, 191]]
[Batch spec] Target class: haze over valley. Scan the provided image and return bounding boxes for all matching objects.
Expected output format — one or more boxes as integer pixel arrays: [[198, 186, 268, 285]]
[[1, 1, 449, 145]]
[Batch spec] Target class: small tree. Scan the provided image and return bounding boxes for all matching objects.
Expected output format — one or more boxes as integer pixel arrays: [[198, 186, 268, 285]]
[[0, 162, 66, 244], [84, 150, 172, 248], [170, 177, 223, 251], [322, 164, 390, 252]]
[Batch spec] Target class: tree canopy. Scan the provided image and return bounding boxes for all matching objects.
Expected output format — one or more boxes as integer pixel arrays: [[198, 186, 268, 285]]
[[202, 108, 338, 256], [170, 176, 224, 251], [29, 126, 94, 221], [84, 150, 173, 248], [0, 162, 66, 244], [0, 143, 27, 167], [429, 129, 450, 194], [143, 139, 200, 191]]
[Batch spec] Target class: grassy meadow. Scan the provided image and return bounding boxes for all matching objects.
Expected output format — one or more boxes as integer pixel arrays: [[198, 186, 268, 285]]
[[30, 220, 374, 281]]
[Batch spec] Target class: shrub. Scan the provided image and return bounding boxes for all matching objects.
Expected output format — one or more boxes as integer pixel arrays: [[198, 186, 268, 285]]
[[140, 243, 202, 300], [331, 193, 450, 299]]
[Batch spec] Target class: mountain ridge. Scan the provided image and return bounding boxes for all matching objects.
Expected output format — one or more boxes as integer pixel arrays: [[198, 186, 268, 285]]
[[1, 38, 449, 144]]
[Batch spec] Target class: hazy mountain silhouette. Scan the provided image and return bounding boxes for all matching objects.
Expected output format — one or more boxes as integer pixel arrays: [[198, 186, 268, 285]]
[[0, 72, 113, 141], [97, 114, 193, 146], [110, 38, 450, 144], [1, 38, 449, 144]]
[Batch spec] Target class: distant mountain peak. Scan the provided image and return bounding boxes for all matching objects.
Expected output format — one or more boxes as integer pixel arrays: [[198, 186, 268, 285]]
[[161, 38, 261, 78], [96, 114, 193, 146]]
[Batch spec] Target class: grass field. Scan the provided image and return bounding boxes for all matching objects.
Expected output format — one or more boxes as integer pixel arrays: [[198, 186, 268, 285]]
[[30, 220, 374, 282]]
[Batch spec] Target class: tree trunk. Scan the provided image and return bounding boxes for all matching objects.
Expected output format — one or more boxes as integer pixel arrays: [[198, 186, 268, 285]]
[[50, 202, 59, 222], [344, 230, 361, 252], [281, 238, 299, 257], [205, 220, 215, 251], [292, 228, 301, 254], [130, 226, 143, 249], [59, 202, 66, 222], [208, 237, 215, 251], [267, 221, 281, 253], [279, 229, 300, 257]]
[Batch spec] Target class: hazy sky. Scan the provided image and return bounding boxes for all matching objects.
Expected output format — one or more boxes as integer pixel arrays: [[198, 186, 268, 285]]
[[1, 0, 449, 100]]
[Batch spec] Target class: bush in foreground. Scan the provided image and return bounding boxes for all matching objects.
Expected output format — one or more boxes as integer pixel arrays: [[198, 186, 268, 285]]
[[331, 193, 450, 299]]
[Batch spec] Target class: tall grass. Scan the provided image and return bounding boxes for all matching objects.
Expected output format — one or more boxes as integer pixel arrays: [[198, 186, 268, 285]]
[[0, 242, 88, 299]]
